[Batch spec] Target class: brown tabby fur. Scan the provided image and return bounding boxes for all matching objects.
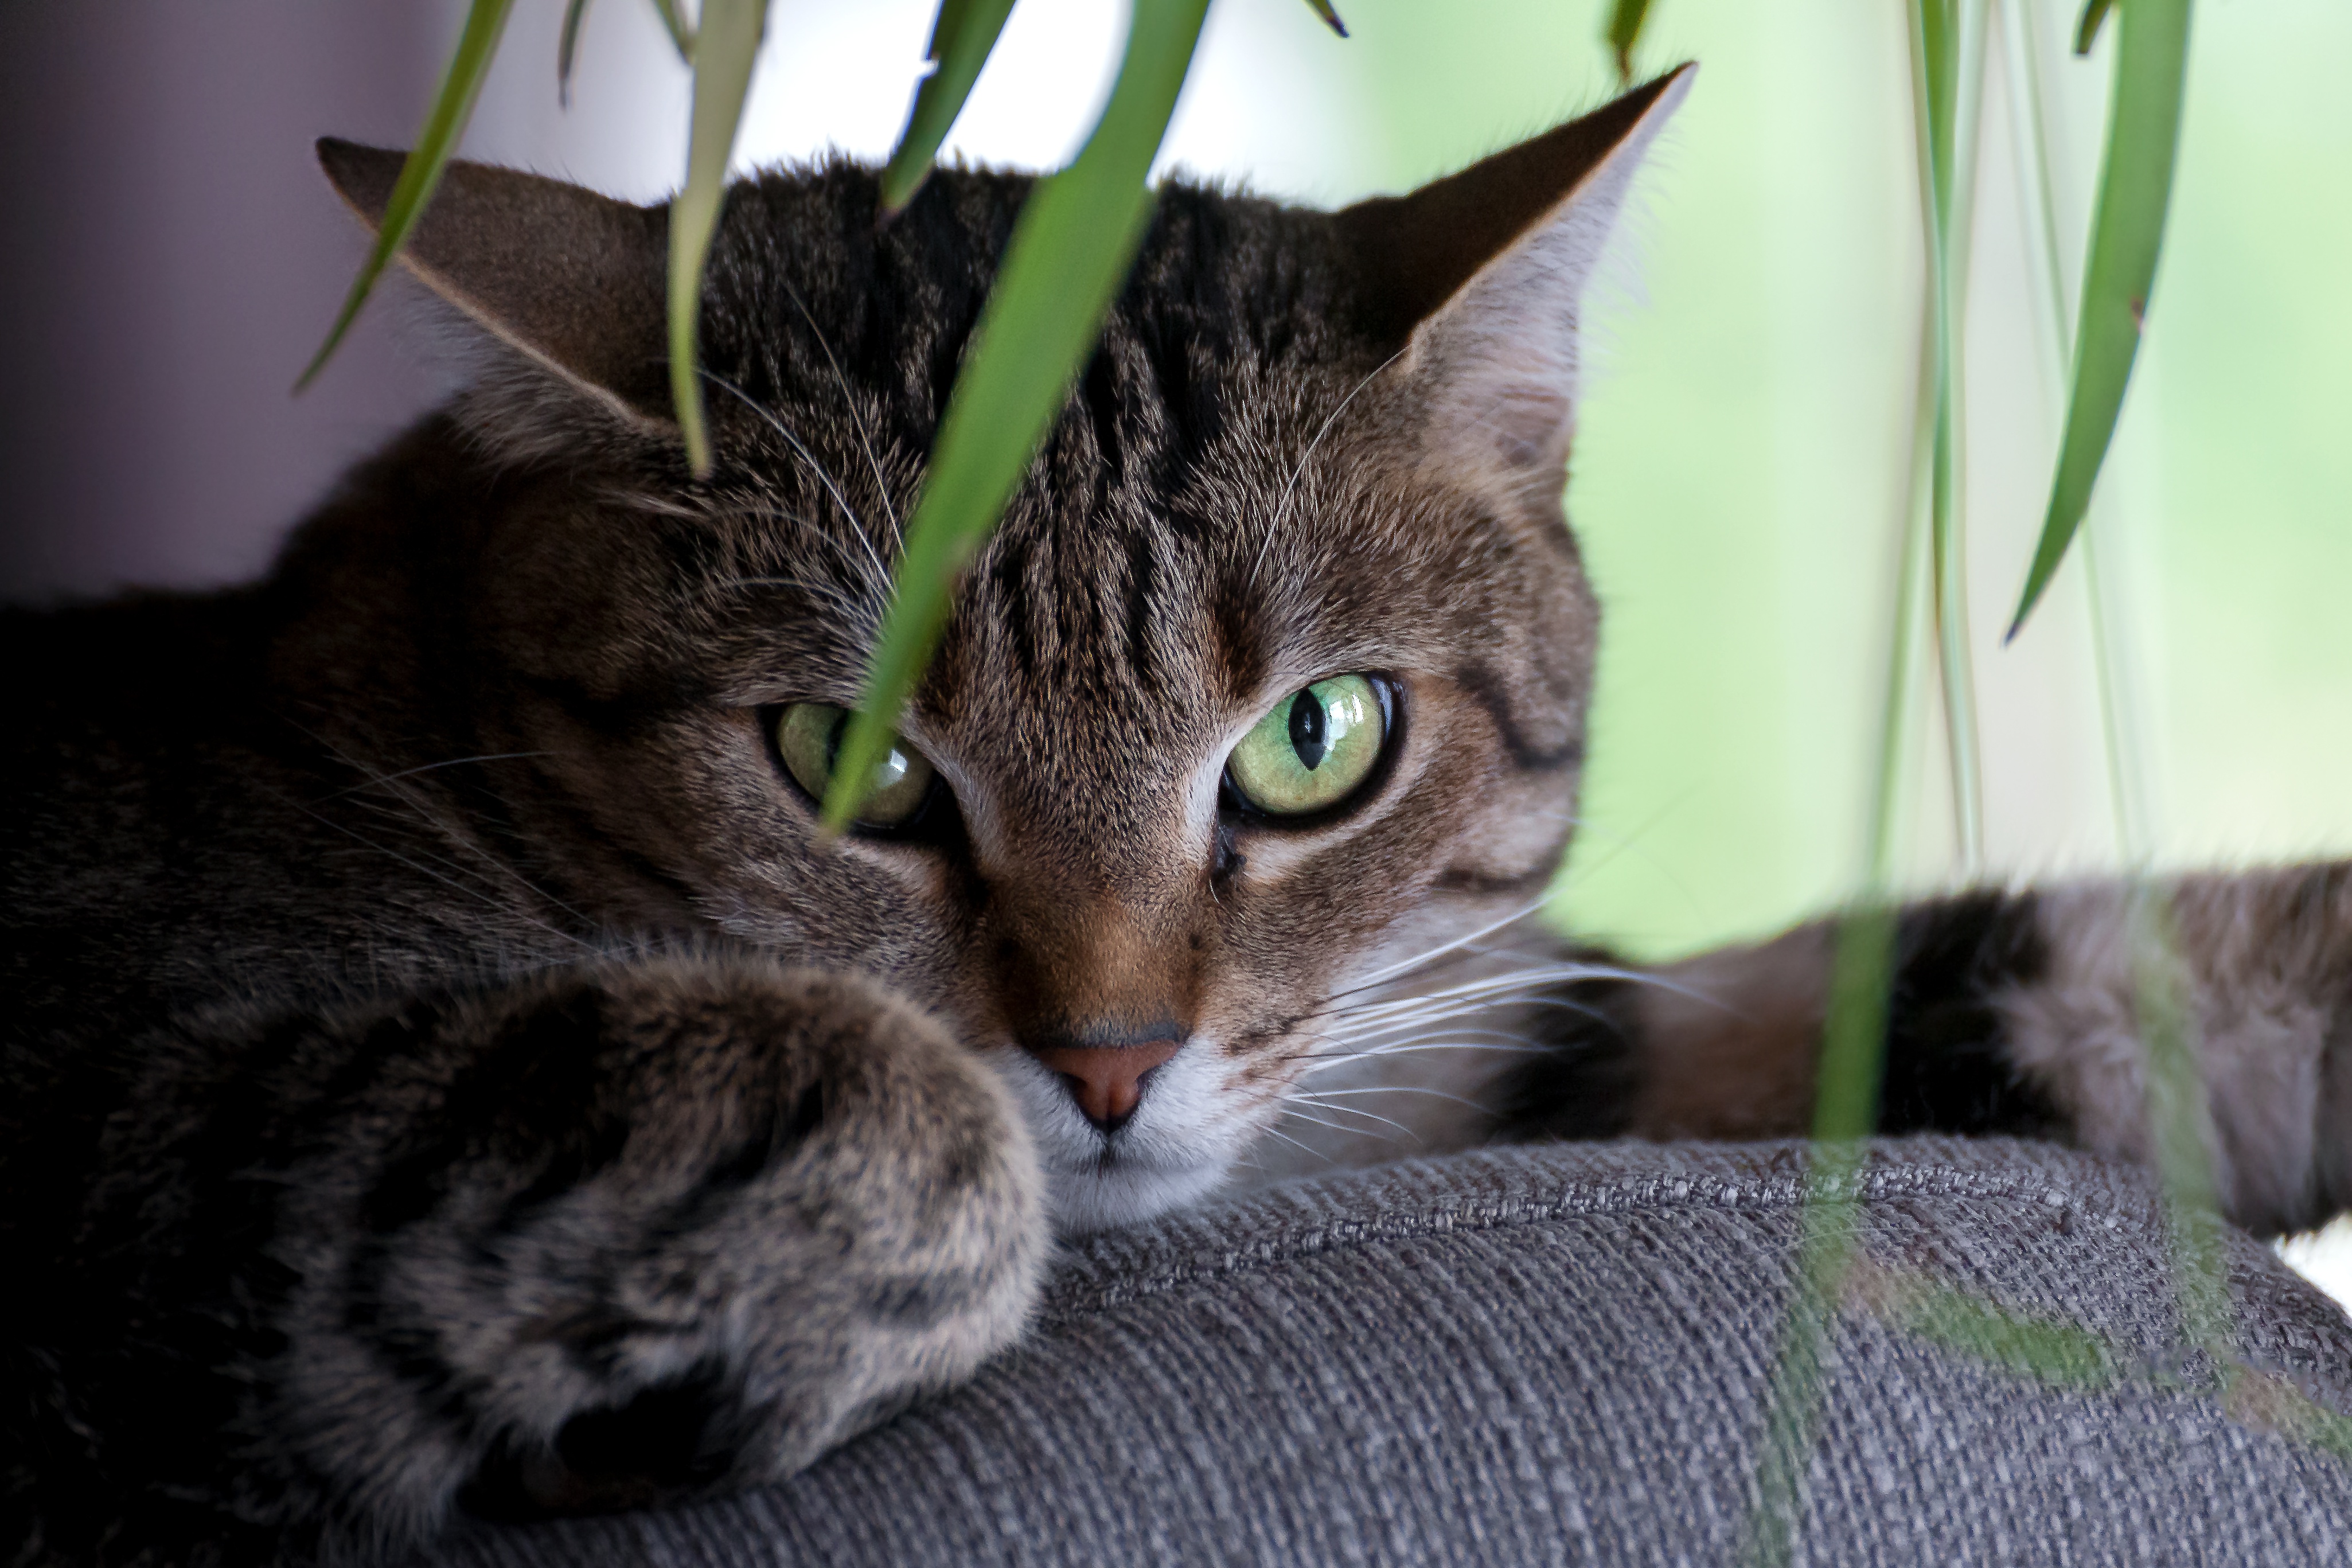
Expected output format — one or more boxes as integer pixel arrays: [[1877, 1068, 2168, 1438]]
[[3, 67, 2345, 1568]]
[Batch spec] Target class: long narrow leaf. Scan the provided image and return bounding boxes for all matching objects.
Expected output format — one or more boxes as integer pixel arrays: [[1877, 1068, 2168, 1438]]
[[669, 0, 771, 478], [2075, 0, 2116, 54], [296, 0, 516, 390], [650, 0, 697, 61], [558, 0, 590, 106], [1604, 1, 1654, 84], [2007, 0, 2190, 639], [879, 0, 1019, 216], [1911, 0, 1987, 869], [1301, 1, 1349, 37], [824, 0, 1213, 832]]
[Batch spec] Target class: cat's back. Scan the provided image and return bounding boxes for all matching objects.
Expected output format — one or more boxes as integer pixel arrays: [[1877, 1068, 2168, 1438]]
[[1, 422, 565, 1038]]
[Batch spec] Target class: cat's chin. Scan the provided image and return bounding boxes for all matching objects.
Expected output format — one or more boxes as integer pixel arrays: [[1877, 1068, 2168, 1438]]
[[1044, 1155, 1231, 1235]]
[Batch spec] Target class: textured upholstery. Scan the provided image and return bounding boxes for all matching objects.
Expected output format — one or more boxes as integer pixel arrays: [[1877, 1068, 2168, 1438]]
[[424, 1138, 2352, 1566]]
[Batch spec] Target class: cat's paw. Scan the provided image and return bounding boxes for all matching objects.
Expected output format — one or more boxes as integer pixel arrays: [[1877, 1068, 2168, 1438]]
[[278, 954, 1045, 1532]]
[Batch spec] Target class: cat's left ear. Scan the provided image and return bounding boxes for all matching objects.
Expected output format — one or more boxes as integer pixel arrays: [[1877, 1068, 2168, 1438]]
[[317, 140, 676, 457], [1339, 65, 1694, 490]]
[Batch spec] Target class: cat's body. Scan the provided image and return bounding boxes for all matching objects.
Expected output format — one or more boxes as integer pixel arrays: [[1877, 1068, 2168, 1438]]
[[4, 71, 2347, 1567]]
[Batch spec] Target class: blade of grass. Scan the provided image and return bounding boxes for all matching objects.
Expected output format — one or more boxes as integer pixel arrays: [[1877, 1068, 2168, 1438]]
[[880, 0, 1020, 216], [1743, 315, 1939, 1568], [2006, 0, 2190, 640], [2007, 0, 2246, 1441], [1869, 1269, 2120, 1388], [2125, 884, 2234, 1359], [669, 0, 771, 478], [1910, 0, 1989, 873], [559, 0, 591, 107], [296, 0, 517, 391], [1603, 0, 1655, 84], [1301, 1, 1350, 37], [824, 0, 1212, 832], [650, 0, 697, 61], [2075, 0, 2115, 54]]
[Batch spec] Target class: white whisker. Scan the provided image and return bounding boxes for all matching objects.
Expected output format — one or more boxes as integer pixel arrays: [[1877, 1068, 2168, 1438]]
[[1247, 348, 1405, 592]]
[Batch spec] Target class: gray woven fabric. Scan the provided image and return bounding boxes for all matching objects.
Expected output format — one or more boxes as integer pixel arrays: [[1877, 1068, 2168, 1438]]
[[421, 1138, 2352, 1567]]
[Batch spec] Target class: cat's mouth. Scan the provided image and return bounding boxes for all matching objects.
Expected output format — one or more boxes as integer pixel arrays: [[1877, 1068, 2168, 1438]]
[[990, 1044, 1244, 1234]]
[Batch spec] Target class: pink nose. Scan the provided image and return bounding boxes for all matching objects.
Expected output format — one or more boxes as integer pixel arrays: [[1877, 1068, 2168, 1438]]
[[1027, 1040, 1180, 1132]]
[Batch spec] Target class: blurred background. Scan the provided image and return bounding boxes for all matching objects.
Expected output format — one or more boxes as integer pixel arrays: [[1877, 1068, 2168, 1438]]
[[2, 2, 2346, 1290]]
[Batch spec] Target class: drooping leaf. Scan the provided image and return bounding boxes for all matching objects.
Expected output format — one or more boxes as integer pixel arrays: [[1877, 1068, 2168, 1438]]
[[2007, 0, 2190, 639], [559, 0, 591, 106], [824, 0, 1213, 833], [879, 0, 1020, 216], [550, 0, 588, 106], [1604, 0, 1654, 84], [1893, 1281, 2120, 1388], [1301, 1, 1349, 38], [650, 0, 697, 61], [1912, 0, 1986, 866], [297, 0, 517, 391], [668, 0, 771, 477], [2075, 0, 2116, 55]]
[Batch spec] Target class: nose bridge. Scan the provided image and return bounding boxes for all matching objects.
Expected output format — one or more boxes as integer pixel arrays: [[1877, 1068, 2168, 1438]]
[[994, 872, 1199, 1045]]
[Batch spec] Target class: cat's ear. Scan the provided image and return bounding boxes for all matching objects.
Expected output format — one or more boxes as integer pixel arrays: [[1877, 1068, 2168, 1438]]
[[315, 139, 675, 455], [1339, 65, 1693, 489]]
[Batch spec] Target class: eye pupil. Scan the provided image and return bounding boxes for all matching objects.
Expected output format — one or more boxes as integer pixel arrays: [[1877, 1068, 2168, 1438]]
[[1288, 689, 1328, 771]]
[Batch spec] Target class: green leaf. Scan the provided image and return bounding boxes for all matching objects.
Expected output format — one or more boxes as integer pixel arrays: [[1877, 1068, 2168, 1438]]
[[1910, 0, 1986, 867], [650, 0, 697, 61], [1604, 0, 1653, 84], [824, 0, 1212, 833], [2075, 0, 2116, 55], [1894, 1282, 2119, 1388], [558, 0, 591, 107], [1301, 1, 1349, 38], [879, 0, 1019, 216], [296, 0, 517, 391], [2007, 0, 2190, 640], [668, 0, 771, 478]]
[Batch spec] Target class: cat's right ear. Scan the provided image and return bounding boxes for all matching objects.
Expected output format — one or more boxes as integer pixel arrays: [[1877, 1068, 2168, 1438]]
[[1339, 66, 1693, 499], [316, 140, 675, 458]]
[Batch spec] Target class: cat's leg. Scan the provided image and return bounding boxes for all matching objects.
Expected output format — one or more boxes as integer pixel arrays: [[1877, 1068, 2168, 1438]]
[[1501, 865, 2352, 1240], [20, 953, 1044, 1565]]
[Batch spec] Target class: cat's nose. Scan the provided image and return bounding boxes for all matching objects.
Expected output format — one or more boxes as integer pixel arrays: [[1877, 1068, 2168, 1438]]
[[1024, 1037, 1181, 1134]]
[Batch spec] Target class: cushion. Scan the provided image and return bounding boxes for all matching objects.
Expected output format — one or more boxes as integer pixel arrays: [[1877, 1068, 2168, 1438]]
[[422, 1138, 2352, 1567]]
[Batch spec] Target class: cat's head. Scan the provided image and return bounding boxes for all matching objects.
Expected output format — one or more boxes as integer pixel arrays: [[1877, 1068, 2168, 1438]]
[[315, 68, 1690, 1230]]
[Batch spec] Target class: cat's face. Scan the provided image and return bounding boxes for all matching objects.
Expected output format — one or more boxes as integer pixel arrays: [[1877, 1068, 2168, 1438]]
[[321, 70, 1688, 1230]]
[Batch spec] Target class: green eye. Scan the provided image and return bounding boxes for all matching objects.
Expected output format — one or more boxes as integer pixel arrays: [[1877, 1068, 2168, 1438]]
[[775, 703, 937, 828], [1226, 674, 1387, 817]]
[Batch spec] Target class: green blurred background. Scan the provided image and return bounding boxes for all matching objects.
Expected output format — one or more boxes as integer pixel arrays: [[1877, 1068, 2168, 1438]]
[[1309, 0, 2352, 962]]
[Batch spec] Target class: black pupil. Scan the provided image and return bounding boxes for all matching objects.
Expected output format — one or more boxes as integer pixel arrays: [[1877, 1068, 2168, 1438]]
[[1288, 689, 1328, 771]]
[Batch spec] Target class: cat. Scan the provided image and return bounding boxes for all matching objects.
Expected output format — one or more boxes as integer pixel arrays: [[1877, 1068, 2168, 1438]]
[[5, 65, 2347, 1567]]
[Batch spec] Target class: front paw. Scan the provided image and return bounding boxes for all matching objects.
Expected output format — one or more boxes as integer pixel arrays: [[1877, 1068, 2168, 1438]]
[[282, 954, 1045, 1529]]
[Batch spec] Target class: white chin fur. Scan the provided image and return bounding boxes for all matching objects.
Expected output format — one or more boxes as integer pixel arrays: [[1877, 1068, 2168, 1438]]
[[1046, 1157, 1229, 1234], [988, 1038, 1247, 1235]]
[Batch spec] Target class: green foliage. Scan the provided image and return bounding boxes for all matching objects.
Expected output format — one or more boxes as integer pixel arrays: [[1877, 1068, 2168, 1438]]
[[1300, 1, 1352, 37], [295, 0, 515, 391], [669, 0, 769, 477], [879, 0, 1019, 216], [823, 0, 1214, 831], [2008, 0, 2192, 637], [1603, 1, 1654, 83]]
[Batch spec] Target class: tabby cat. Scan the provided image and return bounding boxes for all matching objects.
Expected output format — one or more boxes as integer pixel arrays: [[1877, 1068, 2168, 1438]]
[[5, 67, 2346, 1567]]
